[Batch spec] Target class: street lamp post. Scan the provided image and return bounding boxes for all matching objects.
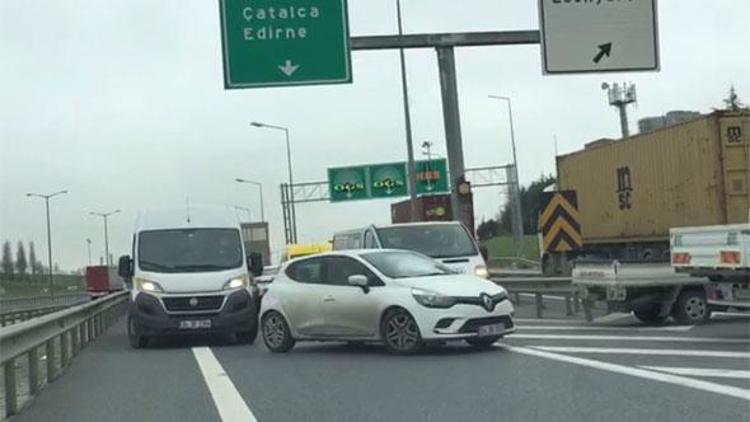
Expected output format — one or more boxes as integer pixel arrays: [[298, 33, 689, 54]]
[[86, 238, 92, 265], [396, 0, 419, 221], [26, 190, 68, 297], [233, 205, 253, 221], [489, 95, 525, 258], [250, 121, 296, 243], [90, 209, 120, 267], [235, 178, 265, 222]]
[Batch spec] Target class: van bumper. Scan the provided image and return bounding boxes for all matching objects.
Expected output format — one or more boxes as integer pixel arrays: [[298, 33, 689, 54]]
[[129, 290, 258, 336]]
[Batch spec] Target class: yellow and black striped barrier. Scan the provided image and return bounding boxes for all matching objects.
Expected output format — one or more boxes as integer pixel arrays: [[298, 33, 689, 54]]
[[540, 191, 583, 253]]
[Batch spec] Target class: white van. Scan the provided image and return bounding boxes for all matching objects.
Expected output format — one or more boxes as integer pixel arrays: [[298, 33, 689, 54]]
[[332, 222, 488, 278], [118, 207, 264, 349]]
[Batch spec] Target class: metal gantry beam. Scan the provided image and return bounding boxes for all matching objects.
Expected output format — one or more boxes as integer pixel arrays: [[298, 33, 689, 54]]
[[350, 30, 540, 50]]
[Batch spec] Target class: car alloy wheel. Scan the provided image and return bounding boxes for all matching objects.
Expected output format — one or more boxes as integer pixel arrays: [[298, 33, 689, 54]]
[[382, 309, 422, 355], [261, 311, 295, 353]]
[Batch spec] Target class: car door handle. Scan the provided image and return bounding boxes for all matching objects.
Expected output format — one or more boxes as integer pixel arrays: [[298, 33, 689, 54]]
[[323, 295, 336, 302]]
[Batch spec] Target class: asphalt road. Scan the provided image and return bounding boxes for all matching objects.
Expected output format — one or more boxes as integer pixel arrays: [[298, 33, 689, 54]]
[[10, 303, 750, 422]]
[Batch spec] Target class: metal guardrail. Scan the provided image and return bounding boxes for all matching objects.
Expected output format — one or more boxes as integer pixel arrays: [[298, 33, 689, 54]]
[[0, 291, 128, 418], [0, 293, 89, 313], [0, 304, 72, 328], [492, 276, 580, 319]]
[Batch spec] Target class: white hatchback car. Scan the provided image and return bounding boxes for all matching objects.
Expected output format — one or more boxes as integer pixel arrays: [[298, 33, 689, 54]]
[[259, 249, 515, 354]]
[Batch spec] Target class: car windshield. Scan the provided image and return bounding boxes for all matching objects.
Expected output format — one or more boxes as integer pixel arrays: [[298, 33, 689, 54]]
[[361, 251, 453, 279], [375, 225, 478, 258], [138, 228, 242, 273]]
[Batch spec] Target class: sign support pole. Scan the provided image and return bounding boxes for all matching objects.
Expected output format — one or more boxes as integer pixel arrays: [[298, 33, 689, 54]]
[[436, 46, 466, 226]]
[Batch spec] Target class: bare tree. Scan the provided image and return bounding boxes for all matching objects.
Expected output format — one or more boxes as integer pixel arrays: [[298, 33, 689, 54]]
[[29, 241, 41, 276], [2, 241, 14, 279], [724, 85, 745, 111], [16, 241, 28, 279]]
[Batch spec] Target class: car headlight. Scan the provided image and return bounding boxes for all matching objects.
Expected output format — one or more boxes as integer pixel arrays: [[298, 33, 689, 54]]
[[223, 275, 250, 291], [474, 265, 489, 279], [134, 278, 165, 293], [412, 288, 456, 308]]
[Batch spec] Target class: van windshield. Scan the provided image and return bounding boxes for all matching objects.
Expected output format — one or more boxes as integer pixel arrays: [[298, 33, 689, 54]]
[[138, 228, 243, 273], [375, 224, 478, 259]]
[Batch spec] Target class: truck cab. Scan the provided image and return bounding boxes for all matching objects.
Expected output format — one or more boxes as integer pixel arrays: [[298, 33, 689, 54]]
[[118, 207, 263, 348]]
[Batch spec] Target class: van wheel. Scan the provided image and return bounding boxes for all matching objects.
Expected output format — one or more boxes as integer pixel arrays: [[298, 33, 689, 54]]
[[235, 326, 258, 345], [127, 315, 149, 349], [672, 290, 711, 325]]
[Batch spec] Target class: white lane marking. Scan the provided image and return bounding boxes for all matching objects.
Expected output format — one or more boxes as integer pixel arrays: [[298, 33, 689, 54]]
[[593, 312, 632, 324], [192, 347, 257, 422], [497, 344, 750, 401], [641, 366, 750, 379], [508, 334, 750, 344], [519, 293, 566, 301], [516, 325, 694, 332], [531, 346, 750, 359], [712, 312, 750, 319]]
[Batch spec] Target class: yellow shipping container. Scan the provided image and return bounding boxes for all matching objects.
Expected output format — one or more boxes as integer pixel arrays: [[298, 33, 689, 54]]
[[557, 110, 749, 248]]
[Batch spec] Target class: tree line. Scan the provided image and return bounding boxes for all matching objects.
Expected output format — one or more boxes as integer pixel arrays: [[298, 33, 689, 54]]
[[1, 240, 47, 280], [477, 174, 556, 241]]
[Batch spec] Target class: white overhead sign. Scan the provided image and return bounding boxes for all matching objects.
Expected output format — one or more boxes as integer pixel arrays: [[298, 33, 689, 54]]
[[539, 0, 659, 74]]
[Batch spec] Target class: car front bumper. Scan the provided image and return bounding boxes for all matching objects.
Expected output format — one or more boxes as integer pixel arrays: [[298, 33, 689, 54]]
[[413, 300, 516, 340], [129, 289, 258, 336]]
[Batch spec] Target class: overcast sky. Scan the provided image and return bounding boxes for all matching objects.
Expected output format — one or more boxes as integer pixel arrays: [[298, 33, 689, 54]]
[[1, 0, 748, 270]]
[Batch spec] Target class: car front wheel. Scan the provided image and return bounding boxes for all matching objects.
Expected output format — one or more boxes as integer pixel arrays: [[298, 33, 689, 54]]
[[261, 311, 295, 353], [381, 309, 422, 355]]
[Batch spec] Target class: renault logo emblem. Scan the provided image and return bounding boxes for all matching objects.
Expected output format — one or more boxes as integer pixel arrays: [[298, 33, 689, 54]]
[[189, 297, 199, 307], [480, 293, 494, 312]]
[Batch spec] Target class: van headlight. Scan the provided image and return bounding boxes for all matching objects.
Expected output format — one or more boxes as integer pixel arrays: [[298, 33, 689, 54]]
[[474, 265, 489, 279], [412, 288, 455, 308], [134, 278, 165, 293], [223, 275, 250, 291]]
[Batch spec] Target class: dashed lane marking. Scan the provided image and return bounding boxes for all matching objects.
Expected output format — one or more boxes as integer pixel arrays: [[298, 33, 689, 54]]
[[497, 344, 750, 401], [507, 334, 750, 344], [193, 347, 257, 422], [530, 346, 750, 359], [641, 366, 750, 380]]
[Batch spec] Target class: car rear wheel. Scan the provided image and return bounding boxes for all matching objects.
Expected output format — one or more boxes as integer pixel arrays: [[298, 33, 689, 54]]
[[381, 309, 422, 355], [466, 336, 502, 349], [261, 311, 295, 353], [672, 290, 711, 325], [127, 315, 149, 349]]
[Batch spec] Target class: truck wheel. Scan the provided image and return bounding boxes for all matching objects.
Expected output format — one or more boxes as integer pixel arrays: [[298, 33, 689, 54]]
[[672, 290, 711, 325], [127, 315, 149, 349], [633, 304, 667, 325]]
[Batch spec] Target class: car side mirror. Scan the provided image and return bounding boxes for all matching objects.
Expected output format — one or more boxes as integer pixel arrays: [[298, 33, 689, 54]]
[[118, 255, 133, 278], [247, 252, 264, 277], [347, 274, 370, 293]]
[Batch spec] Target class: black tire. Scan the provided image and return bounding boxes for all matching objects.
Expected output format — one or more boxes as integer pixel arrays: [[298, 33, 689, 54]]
[[127, 314, 149, 349], [466, 336, 502, 349], [672, 290, 711, 325], [261, 311, 295, 353], [633, 305, 668, 325], [381, 308, 422, 355]]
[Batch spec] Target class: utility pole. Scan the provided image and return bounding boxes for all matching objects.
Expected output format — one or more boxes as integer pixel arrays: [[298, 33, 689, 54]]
[[86, 238, 92, 265], [90, 210, 120, 268], [602, 82, 637, 138], [26, 190, 68, 297], [396, 0, 419, 221]]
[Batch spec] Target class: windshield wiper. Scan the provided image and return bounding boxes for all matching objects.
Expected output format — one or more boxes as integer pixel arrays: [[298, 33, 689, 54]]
[[139, 260, 176, 271]]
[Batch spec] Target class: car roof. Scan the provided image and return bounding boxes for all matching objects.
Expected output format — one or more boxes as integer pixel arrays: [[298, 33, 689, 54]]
[[134, 206, 241, 231]]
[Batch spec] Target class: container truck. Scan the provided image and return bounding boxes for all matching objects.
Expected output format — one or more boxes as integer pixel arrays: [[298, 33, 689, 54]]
[[85, 265, 124, 299]]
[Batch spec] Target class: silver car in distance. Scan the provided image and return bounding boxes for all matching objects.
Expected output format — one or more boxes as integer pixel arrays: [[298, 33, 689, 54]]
[[259, 249, 515, 354]]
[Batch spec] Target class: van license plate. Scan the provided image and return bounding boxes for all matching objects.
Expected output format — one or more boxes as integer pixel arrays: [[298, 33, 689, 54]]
[[478, 323, 505, 337], [179, 320, 211, 330]]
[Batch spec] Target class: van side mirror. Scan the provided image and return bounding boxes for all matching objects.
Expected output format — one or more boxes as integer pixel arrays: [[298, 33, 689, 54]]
[[479, 245, 489, 262], [118, 255, 133, 278], [247, 252, 264, 277]]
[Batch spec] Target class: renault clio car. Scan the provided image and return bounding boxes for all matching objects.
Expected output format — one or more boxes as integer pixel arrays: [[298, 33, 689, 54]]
[[118, 207, 263, 348], [260, 249, 514, 354], [332, 222, 489, 278]]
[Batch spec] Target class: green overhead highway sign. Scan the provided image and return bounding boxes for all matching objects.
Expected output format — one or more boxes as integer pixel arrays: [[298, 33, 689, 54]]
[[328, 159, 449, 203], [219, 0, 352, 89]]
